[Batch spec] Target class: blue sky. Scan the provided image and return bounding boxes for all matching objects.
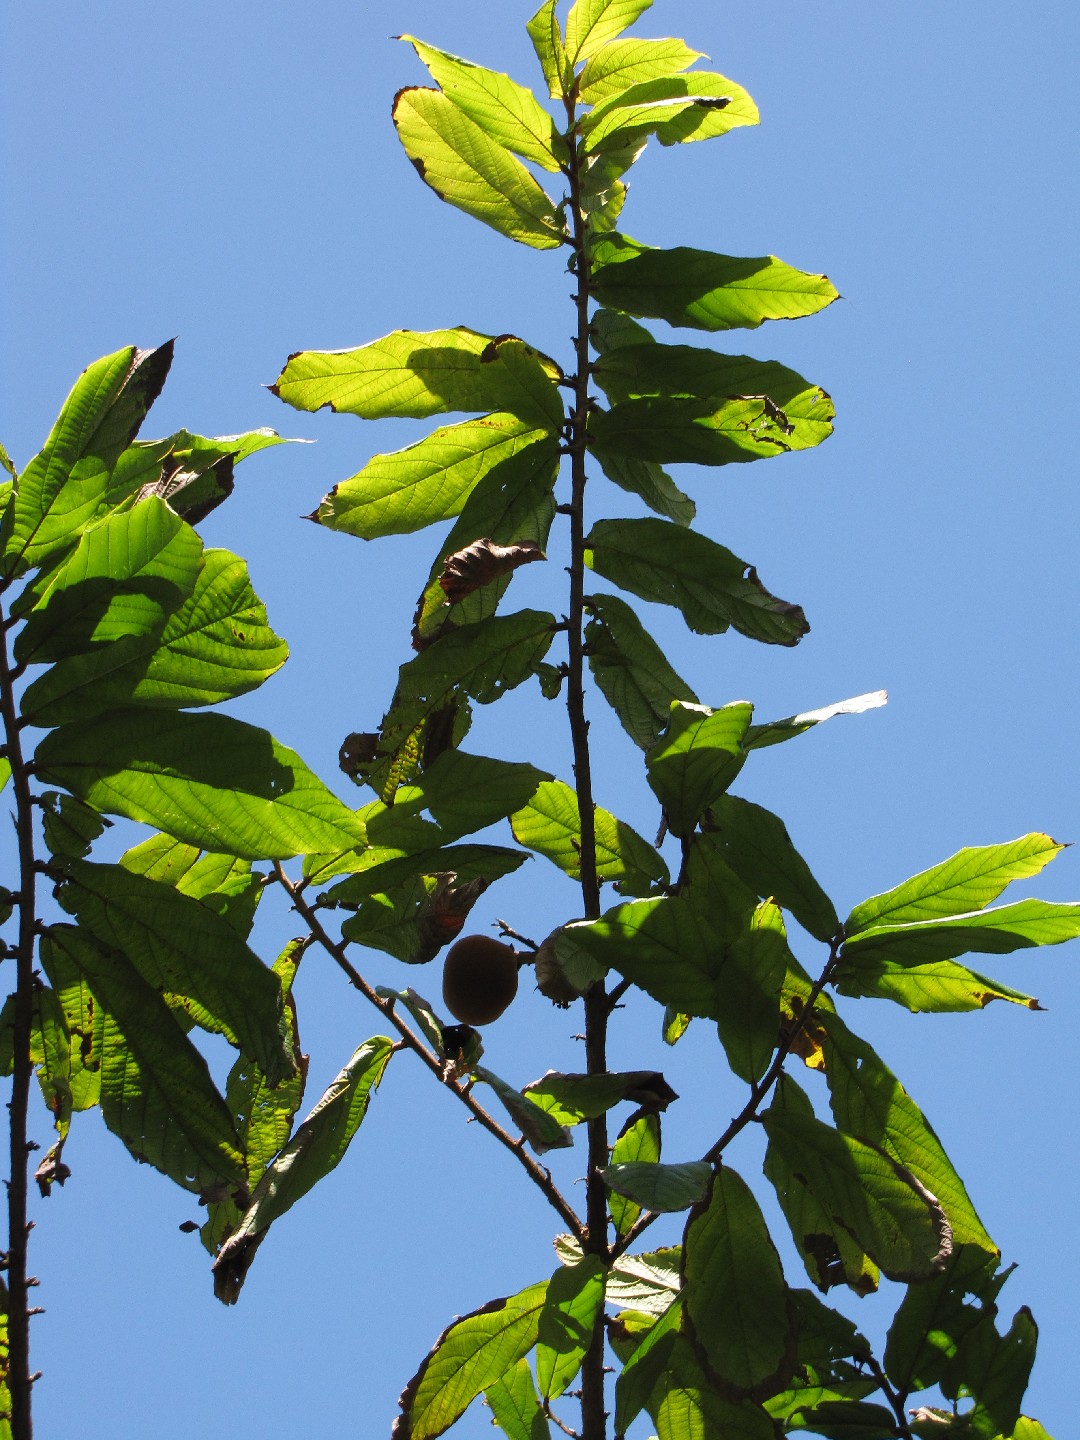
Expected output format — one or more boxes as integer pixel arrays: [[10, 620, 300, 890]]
[[3, 2, 1078, 1435]]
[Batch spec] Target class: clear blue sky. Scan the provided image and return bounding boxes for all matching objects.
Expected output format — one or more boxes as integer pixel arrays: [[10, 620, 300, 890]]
[[3, 2, 1078, 1435]]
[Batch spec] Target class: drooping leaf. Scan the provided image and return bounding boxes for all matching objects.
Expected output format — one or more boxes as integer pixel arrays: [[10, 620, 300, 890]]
[[595, 448, 695, 523], [705, 794, 840, 943], [401, 37, 567, 171], [565, 0, 653, 63], [947, 1307, 1037, 1440], [273, 329, 564, 426], [46, 925, 244, 1194], [38, 934, 103, 1113], [535, 1256, 605, 1401], [340, 867, 497, 965], [645, 701, 751, 837], [586, 517, 809, 645], [578, 38, 705, 104], [712, 899, 791, 1085], [392, 1280, 550, 1440], [763, 1078, 952, 1285], [36, 709, 367, 860], [484, 1358, 551, 1440], [59, 860, 293, 1084], [524, 1070, 676, 1127], [211, 1037, 394, 1303], [393, 87, 564, 249], [473, 1067, 573, 1153], [845, 835, 1066, 934], [581, 71, 757, 153], [602, 1160, 711, 1212], [584, 591, 699, 749], [324, 843, 525, 911], [6, 343, 173, 575], [590, 232, 839, 331], [130, 426, 291, 526], [609, 1111, 661, 1237], [511, 778, 669, 893], [883, 1245, 1005, 1395], [313, 416, 557, 542], [682, 1166, 795, 1396], [22, 547, 289, 725], [30, 984, 74, 1141]]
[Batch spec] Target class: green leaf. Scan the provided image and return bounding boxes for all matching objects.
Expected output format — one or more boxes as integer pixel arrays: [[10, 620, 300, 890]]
[[211, 1037, 394, 1303], [609, 1111, 661, 1237], [401, 37, 567, 171], [590, 232, 839, 332], [393, 87, 564, 249], [606, 1246, 681, 1315], [775, 1399, 900, 1436], [705, 794, 840, 942], [845, 835, 1066, 934], [38, 791, 108, 861], [473, 1067, 573, 1154], [36, 709, 367, 860], [535, 1256, 605, 1401], [313, 417, 557, 542], [744, 690, 888, 750], [949, 1307, 1037, 1440], [578, 38, 704, 103], [645, 701, 751, 837], [38, 934, 103, 1112], [325, 844, 525, 911], [595, 449, 695, 524], [763, 1079, 952, 1285], [6, 343, 173, 575], [22, 547, 289, 725], [272, 329, 564, 426], [584, 591, 699, 749], [821, 1012, 996, 1256], [565, 0, 653, 63], [713, 899, 791, 1085], [47, 925, 244, 1194], [393, 1280, 550, 1440], [127, 426, 292, 526], [840, 897, 1080, 968], [586, 517, 809, 645], [564, 897, 716, 1017], [883, 1245, 1005, 1395], [612, 1299, 683, 1428], [833, 954, 1042, 1014], [14, 496, 202, 666], [484, 1359, 551, 1440], [511, 778, 668, 893], [682, 1166, 795, 1395], [642, 1333, 779, 1440], [30, 985, 73, 1140], [602, 1160, 711, 1212], [526, 0, 571, 101], [60, 860, 293, 1084], [581, 72, 758, 154], [404, 749, 549, 841], [120, 834, 263, 937], [523, 1070, 676, 1127]]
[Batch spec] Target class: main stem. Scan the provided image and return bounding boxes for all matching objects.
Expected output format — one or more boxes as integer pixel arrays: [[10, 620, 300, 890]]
[[0, 603, 36, 1439], [564, 102, 609, 1440]]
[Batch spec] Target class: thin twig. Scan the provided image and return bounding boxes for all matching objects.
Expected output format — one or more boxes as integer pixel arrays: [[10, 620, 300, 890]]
[[863, 1354, 915, 1440]]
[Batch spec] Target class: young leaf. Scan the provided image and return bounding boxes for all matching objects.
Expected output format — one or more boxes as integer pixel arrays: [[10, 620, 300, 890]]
[[36, 709, 368, 860], [59, 859, 293, 1085], [645, 701, 752, 837], [586, 517, 808, 645], [602, 1160, 711, 1212], [584, 591, 699, 749], [46, 925, 245, 1195], [590, 232, 839, 331], [581, 71, 758, 154], [272, 329, 563, 426], [564, 0, 653, 64], [22, 547, 289, 726], [6, 342, 173, 575], [400, 37, 568, 171], [312, 417, 557, 541], [484, 1358, 551, 1440], [526, 0, 571, 101], [704, 794, 840, 943], [609, 1111, 661, 1237], [391, 1279, 550, 1440], [393, 88, 565, 249], [845, 835, 1066, 934], [578, 38, 705, 104], [535, 1256, 605, 1401], [211, 1037, 394, 1303], [682, 1166, 796, 1396], [511, 778, 669, 893]]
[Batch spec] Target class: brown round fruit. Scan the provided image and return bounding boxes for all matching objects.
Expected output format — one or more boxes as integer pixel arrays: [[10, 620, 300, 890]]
[[442, 935, 519, 1027]]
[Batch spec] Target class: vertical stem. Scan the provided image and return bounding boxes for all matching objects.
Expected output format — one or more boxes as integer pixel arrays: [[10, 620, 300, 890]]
[[563, 98, 609, 1440], [0, 601, 36, 1439]]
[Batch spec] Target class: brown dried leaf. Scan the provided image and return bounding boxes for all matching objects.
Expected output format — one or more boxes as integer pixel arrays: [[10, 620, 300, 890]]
[[438, 538, 544, 605]]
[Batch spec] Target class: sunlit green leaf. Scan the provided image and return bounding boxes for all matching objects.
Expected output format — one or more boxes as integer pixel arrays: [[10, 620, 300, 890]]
[[393, 88, 564, 249], [565, 0, 653, 63], [845, 835, 1066, 934], [212, 1037, 394, 1303], [36, 709, 368, 860], [38, 790, 108, 861], [613, 1299, 683, 1432], [402, 749, 549, 840], [683, 1166, 795, 1394], [324, 843, 525, 911], [30, 985, 73, 1141], [511, 778, 668, 893], [609, 1111, 661, 1237], [603, 1160, 711, 1212], [393, 1279, 550, 1440], [744, 690, 887, 750], [6, 343, 172, 575], [22, 547, 289, 725], [595, 449, 695, 523], [713, 899, 790, 1085], [834, 954, 1042, 1013], [526, 0, 571, 100], [401, 37, 567, 171], [578, 37, 704, 103], [841, 898, 1080, 969], [581, 71, 757, 153], [645, 701, 751, 837], [584, 591, 699, 749], [127, 426, 292, 526], [474, 1066, 573, 1153], [524, 1070, 675, 1127], [535, 1256, 605, 1400], [484, 1358, 551, 1440], [120, 833, 263, 938], [38, 934, 103, 1112], [586, 517, 809, 644], [591, 232, 839, 331], [606, 1247, 680, 1316]]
